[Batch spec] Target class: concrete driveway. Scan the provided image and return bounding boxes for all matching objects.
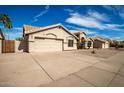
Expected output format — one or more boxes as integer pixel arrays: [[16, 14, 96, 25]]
[[0, 50, 124, 87]]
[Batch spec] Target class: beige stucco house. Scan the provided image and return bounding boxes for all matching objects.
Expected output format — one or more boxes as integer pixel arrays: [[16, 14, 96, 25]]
[[93, 37, 109, 49], [73, 31, 93, 49], [23, 24, 78, 53]]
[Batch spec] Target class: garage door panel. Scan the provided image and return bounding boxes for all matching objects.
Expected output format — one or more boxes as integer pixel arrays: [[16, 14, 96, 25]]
[[29, 39, 62, 52]]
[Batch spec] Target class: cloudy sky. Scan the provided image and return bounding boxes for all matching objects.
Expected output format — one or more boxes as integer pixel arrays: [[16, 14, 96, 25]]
[[0, 5, 124, 40]]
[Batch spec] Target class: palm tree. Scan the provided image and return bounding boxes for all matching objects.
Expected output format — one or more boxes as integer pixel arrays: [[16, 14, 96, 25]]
[[6, 19, 12, 40], [0, 14, 12, 39]]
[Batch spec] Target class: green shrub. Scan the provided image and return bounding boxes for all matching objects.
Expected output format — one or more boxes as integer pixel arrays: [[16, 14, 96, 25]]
[[118, 45, 124, 48]]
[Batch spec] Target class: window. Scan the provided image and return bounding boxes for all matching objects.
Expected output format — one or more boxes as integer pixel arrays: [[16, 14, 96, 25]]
[[68, 40, 74, 47]]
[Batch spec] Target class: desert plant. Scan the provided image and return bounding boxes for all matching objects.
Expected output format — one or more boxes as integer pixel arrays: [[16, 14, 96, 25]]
[[91, 48, 96, 54], [0, 14, 12, 39], [81, 39, 86, 49], [87, 41, 92, 49]]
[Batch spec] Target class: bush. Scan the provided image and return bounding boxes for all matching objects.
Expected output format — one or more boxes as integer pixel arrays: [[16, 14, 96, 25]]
[[91, 50, 96, 54], [15, 37, 23, 41], [118, 45, 124, 48]]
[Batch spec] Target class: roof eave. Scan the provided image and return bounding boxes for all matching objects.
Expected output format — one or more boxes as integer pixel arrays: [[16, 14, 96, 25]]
[[24, 24, 79, 40]]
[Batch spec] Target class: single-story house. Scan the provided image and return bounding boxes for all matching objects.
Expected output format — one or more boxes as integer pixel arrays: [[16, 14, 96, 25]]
[[23, 24, 78, 53], [73, 31, 93, 49], [93, 37, 109, 49]]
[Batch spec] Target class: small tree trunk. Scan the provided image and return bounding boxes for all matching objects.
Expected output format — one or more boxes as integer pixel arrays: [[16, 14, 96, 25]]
[[8, 30, 9, 40], [4, 27, 6, 40]]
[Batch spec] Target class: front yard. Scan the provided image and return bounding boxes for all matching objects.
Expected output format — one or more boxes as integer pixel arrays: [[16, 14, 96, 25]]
[[0, 48, 124, 87], [72, 48, 123, 58]]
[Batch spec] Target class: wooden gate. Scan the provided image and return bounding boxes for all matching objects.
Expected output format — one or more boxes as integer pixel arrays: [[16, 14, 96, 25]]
[[2, 40, 15, 53]]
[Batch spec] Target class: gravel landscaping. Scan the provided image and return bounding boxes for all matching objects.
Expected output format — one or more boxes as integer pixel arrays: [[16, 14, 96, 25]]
[[71, 48, 124, 59]]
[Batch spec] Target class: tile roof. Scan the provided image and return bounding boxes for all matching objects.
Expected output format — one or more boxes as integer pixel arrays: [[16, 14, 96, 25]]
[[93, 37, 109, 43], [23, 23, 79, 40], [73, 31, 86, 35]]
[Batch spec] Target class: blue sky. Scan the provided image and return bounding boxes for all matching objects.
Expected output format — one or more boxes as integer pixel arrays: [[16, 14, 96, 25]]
[[0, 5, 124, 40]]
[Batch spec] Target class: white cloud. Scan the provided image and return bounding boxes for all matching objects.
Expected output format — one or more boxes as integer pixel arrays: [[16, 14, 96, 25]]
[[105, 24, 124, 31], [110, 36, 122, 40], [102, 5, 121, 12], [66, 25, 97, 35], [13, 27, 22, 31], [0, 26, 22, 31], [87, 10, 110, 22], [83, 30, 97, 35], [66, 12, 124, 31], [1, 26, 23, 40], [99, 34, 110, 38], [66, 24, 124, 40], [105, 24, 124, 27], [119, 12, 124, 18], [6, 31, 23, 40], [66, 12, 107, 30], [102, 5, 114, 11], [64, 9, 73, 13], [33, 5, 50, 22], [103, 5, 124, 19]]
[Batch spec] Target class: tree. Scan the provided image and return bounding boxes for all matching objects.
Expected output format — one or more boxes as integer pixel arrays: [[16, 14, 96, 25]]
[[15, 37, 23, 41], [6, 19, 12, 40], [0, 14, 12, 39], [81, 37, 86, 49], [87, 41, 92, 49]]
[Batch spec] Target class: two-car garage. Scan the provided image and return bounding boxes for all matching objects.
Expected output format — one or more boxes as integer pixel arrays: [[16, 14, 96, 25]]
[[28, 37, 63, 52]]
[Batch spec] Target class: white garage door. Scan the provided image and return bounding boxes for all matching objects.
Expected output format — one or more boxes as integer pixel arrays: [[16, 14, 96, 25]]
[[104, 43, 109, 48], [29, 38, 63, 52]]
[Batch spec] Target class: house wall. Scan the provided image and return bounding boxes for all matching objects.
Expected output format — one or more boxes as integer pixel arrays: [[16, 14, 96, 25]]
[[90, 41, 93, 48], [101, 43, 105, 48], [79, 33, 86, 42], [15, 41, 23, 52], [93, 40, 109, 49], [85, 41, 93, 49], [28, 27, 77, 51], [104, 42, 109, 48], [120, 42, 124, 45], [15, 39, 28, 53], [93, 40, 103, 48]]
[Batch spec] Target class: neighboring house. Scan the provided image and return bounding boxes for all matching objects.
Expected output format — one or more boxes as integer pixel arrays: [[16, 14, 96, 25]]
[[85, 38, 94, 49], [120, 41, 124, 45], [23, 24, 78, 53], [73, 31, 93, 49], [93, 37, 109, 49]]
